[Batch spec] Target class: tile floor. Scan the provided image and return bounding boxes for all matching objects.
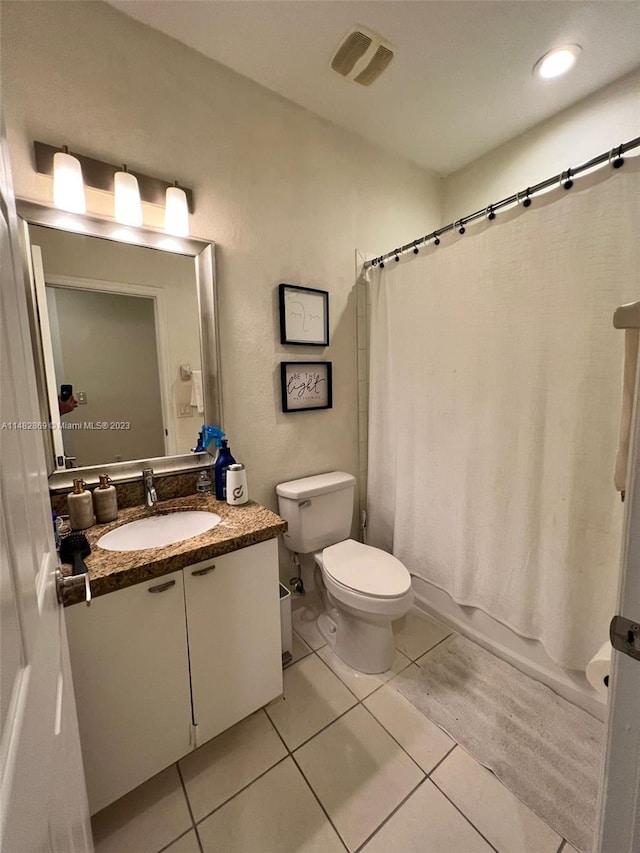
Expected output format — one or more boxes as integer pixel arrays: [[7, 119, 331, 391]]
[[92, 607, 575, 853]]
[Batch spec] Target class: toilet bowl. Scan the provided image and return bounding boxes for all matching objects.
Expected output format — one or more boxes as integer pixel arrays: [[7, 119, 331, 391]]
[[314, 539, 413, 673], [276, 471, 413, 675]]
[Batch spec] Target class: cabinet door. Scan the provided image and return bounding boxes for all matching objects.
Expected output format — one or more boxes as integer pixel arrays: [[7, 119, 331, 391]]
[[184, 539, 283, 746], [65, 571, 192, 814]]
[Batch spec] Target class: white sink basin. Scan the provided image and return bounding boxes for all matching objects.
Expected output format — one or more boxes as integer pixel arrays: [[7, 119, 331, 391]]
[[97, 511, 222, 552]]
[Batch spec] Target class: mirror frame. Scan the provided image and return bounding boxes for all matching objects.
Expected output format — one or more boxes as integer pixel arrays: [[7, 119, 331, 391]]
[[17, 200, 222, 489]]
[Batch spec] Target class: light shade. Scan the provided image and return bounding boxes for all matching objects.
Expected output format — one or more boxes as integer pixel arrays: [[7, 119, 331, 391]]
[[534, 45, 581, 79], [165, 185, 190, 236], [114, 169, 143, 226], [53, 150, 86, 213]]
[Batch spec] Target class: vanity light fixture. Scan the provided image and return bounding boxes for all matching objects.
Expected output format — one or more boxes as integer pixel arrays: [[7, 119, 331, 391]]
[[34, 142, 195, 225], [533, 45, 581, 80], [52, 147, 86, 213], [114, 166, 143, 227], [164, 183, 190, 237]]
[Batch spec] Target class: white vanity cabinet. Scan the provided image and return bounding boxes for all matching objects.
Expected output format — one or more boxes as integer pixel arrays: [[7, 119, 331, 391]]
[[64, 538, 283, 815], [65, 570, 193, 815], [184, 538, 283, 746]]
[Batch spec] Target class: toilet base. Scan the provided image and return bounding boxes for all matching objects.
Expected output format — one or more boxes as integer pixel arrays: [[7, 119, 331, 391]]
[[317, 596, 397, 674]]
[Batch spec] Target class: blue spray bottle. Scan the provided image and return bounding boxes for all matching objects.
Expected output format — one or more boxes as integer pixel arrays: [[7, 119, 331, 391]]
[[201, 426, 236, 501]]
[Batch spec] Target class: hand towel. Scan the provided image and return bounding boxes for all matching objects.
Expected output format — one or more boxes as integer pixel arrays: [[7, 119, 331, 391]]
[[190, 369, 204, 414], [614, 329, 639, 494]]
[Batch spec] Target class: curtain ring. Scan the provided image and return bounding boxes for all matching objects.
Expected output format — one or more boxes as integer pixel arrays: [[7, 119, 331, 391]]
[[518, 189, 532, 208], [413, 241, 419, 255], [433, 232, 441, 246], [611, 144, 624, 169], [609, 147, 624, 169], [563, 168, 573, 190], [394, 249, 400, 262], [457, 219, 465, 235], [486, 205, 496, 221]]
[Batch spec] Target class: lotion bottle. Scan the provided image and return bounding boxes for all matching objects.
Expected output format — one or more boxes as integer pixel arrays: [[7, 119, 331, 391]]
[[67, 478, 95, 530], [93, 473, 118, 523]]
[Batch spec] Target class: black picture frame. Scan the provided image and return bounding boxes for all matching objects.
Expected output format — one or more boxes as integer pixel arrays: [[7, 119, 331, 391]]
[[279, 283, 329, 347], [280, 361, 333, 413]]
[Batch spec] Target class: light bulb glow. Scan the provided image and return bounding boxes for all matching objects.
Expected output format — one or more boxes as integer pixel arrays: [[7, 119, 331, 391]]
[[53, 151, 86, 213], [534, 45, 581, 79], [164, 186, 190, 236], [114, 170, 143, 226]]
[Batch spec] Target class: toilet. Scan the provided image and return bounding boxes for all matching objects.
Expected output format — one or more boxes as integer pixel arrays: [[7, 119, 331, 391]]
[[276, 472, 413, 673]]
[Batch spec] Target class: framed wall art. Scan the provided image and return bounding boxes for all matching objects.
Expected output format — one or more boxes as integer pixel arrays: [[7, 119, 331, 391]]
[[280, 361, 332, 412], [279, 283, 329, 346]]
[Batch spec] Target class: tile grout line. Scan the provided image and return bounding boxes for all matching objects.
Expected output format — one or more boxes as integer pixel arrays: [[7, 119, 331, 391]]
[[176, 762, 204, 853], [429, 776, 501, 853], [413, 631, 454, 665], [191, 752, 290, 828], [352, 776, 429, 853], [155, 827, 195, 853], [290, 752, 351, 852], [265, 699, 350, 852], [426, 743, 458, 778], [358, 701, 428, 778]]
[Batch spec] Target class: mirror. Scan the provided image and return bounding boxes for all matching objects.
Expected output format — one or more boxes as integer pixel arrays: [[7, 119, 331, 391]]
[[17, 201, 222, 480]]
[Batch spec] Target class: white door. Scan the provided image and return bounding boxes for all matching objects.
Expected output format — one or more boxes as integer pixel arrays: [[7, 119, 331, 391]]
[[597, 324, 640, 852], [0, 119, 93, 852]]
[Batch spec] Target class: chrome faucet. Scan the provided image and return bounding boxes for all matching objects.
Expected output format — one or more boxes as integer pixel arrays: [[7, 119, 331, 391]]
[[142, 467, 158, 508]]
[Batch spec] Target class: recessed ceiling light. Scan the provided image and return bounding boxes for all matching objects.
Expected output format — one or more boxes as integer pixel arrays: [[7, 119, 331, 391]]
[[534, 45, 582, 80]]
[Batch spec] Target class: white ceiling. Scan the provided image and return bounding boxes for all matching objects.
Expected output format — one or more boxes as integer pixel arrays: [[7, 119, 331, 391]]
[[108, 1, 640, 175]]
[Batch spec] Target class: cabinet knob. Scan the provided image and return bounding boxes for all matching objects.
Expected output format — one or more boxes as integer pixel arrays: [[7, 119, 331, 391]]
[[148, 579, 176, 593], [191, 565, 215, 576]]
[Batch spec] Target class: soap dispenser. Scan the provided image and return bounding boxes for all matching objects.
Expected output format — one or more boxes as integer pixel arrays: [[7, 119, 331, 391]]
[[67, 478, 95, 530], [93, 473, 118, 523]]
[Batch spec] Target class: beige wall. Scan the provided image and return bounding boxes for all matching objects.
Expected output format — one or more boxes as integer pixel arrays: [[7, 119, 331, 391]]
[[1, 1, 441, 526], [442, 67, 640, 223]]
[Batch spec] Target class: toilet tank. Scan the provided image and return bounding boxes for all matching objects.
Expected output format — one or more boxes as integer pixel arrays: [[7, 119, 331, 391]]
[[276, 472, 356, 554]]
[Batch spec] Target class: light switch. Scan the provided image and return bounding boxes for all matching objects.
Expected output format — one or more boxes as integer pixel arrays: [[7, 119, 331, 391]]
[[177, 403, 193, 418], [77, 391, 87, 404]]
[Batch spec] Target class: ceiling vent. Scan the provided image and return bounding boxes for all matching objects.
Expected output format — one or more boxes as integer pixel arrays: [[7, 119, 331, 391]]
[[330, 27, 394, 86]]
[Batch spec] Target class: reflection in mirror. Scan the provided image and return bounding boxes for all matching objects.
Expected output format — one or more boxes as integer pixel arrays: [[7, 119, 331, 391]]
[[27, 221, 209, 471], [17, 199, 222, 480]]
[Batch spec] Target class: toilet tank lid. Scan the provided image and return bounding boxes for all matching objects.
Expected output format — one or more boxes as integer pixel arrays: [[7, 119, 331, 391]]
[[276, 471, 356, 500]]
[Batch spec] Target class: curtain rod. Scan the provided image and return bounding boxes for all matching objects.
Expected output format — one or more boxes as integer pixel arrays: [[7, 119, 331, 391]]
[[365, 135, 640, 269]]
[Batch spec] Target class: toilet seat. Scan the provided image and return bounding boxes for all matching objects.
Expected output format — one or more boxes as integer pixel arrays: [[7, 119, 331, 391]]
[[321, 539, 411, 599]]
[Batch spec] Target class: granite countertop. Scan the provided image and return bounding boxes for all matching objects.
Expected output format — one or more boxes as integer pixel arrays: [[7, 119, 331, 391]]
[[60, 495, 287, 606]]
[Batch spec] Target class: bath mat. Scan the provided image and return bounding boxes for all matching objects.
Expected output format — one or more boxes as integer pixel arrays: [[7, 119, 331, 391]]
[[394, 635, 604, 852]]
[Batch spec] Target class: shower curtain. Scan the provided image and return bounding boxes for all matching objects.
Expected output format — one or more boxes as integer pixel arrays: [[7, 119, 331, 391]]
[[367, 168, 640, 670]]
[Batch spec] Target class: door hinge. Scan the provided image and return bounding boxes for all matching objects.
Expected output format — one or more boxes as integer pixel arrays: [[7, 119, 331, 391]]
[[610, 615, 640, 661]]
